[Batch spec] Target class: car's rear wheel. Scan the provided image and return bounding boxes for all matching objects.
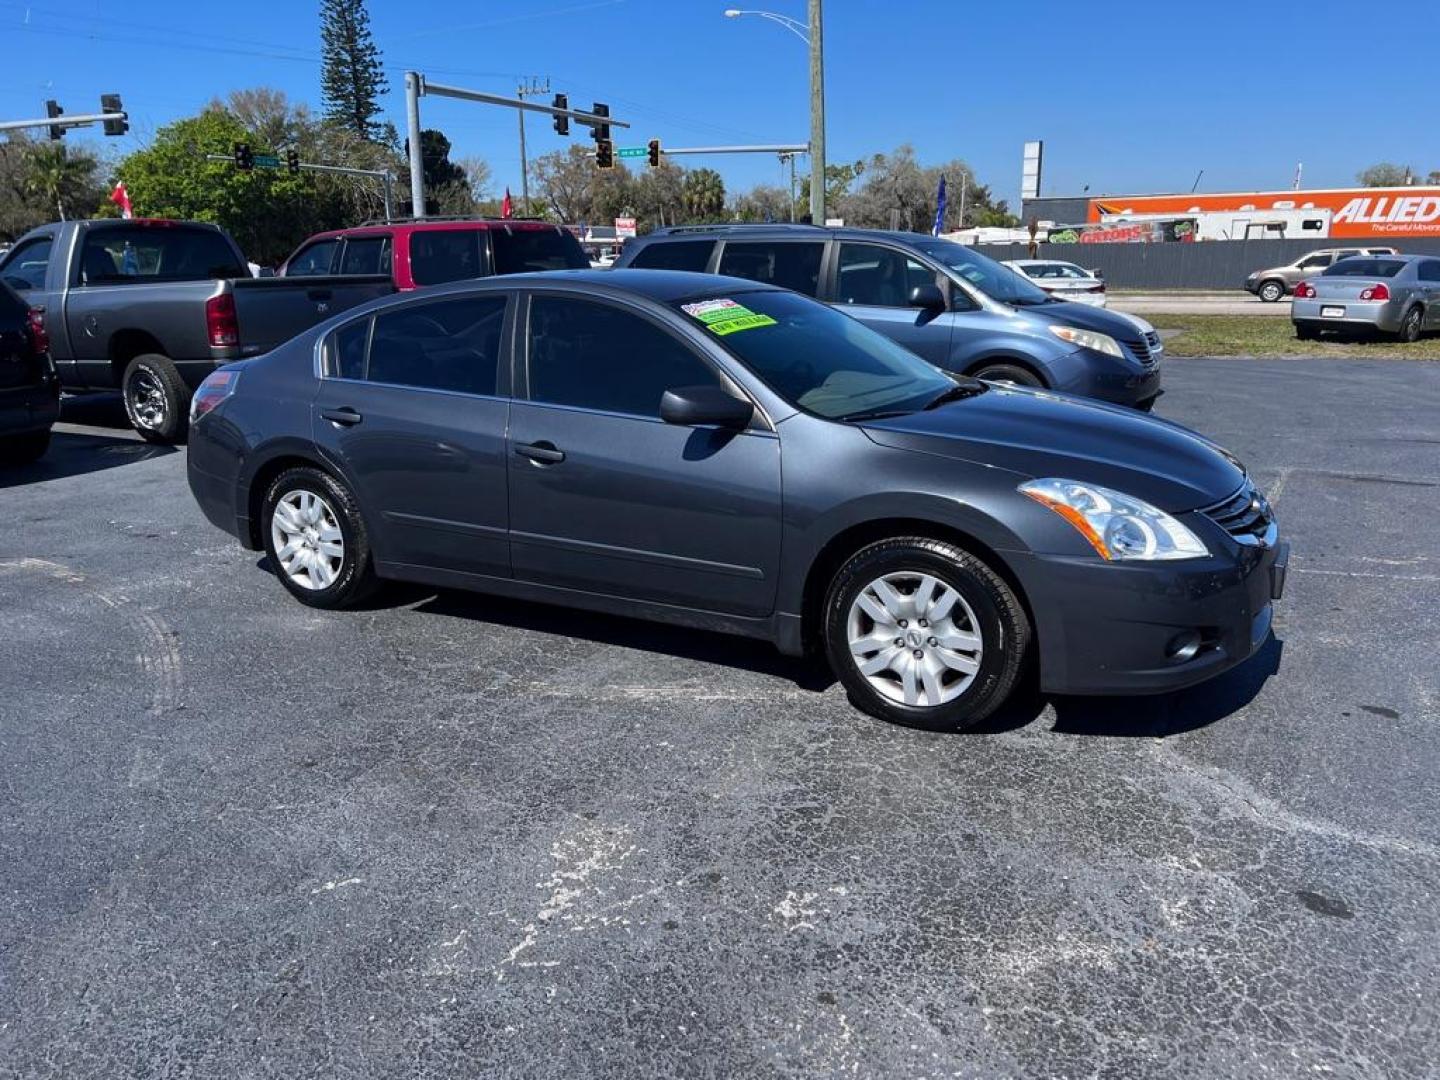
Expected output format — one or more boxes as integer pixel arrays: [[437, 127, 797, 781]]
[[1, 429, 50, 465], [823, 537, 1030, 731], [1398, 306, 1423, 343], [262, 466, 377, 609], [122, 353, 189, 445], [1258, 280, 1285, 303], [971, 362, 1043, 388]]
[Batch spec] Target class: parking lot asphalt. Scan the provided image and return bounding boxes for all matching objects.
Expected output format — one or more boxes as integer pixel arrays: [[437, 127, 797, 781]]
[[3, 358, 1438, 1079]]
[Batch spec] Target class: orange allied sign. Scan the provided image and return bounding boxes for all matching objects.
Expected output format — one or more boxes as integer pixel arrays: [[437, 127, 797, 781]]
[[1088, 188, 1440, 238]]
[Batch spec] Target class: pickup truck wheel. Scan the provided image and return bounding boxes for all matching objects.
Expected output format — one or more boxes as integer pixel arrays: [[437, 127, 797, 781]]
[[122, 354, 189, 444], [1258, 280, 1285, 303], [262, 466, 377, 609], [823, 537, 1030, 731], [1, 429, 51, 465]]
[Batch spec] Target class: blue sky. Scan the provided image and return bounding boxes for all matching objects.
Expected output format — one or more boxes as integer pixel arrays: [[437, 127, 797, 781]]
[[3, 0, 1437, 207]]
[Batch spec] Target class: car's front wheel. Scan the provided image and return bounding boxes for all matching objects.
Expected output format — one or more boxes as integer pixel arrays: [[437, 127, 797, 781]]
[[1397, 306, 1423, 343], [971, 362, 1043, 388], [262, 466, 377, 609], [1258, 280, 1285, 303], [823, 538, 1030, 730]]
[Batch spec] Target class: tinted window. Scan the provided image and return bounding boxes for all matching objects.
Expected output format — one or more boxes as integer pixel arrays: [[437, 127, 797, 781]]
[[630, 240, 714, 272], [836, 244, 937, 307], [367, 296, 507, 395], [491, 228, 588, 274], [1, 236, 54, 291], [1419, 261, 1440, 283], [1298, 255, 1331, 269], [328, 318, 370, 380], [410, 231, 488, 286], [717, 242, 824, 295], [1323, 258, 1405, 278], [339, 237, 391, 276], [528, 295, 717, 417], [79, 227, 245, 285], [287, 240, 339, 277], [672, 290, 954, 421]]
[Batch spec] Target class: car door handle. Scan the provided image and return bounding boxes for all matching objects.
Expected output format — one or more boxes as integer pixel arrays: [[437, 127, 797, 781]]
[[320, 407, 363, 426], [514, 440, 565, 465]]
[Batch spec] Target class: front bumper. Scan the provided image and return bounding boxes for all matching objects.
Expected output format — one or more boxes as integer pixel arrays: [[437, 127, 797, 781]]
[[1055, 349, 1163, 408], [1292, 298, 1404, 332], [1006, 534, 1288, 696]]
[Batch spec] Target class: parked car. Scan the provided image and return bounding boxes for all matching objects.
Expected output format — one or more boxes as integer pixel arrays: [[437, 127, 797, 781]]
[[188, 270, 1287, 731], [615, 225, 1163, 409], [1003, 259, 1107, 307], [1292, 254, 1440, 342], [0, 219, 395, 443], [279, 218, 589, 290], [0, 280, 59, 465], [1244, 246, 1400, 302]]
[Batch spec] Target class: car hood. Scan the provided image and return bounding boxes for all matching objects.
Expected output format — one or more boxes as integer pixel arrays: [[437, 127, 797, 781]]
[[1026, 297, 1154, 336], [861, 386, 1244, 512]]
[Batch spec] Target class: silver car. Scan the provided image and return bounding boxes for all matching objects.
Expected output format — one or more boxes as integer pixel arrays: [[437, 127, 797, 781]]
[[1291, 254, 1440, 342], [1003, 259, 1107, 307], [1245, 246, 1399, 302]]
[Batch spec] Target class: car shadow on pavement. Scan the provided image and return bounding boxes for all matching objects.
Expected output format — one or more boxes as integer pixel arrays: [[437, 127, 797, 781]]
[[1044, 634, 1285, 738], [0, 428, 174, 489]]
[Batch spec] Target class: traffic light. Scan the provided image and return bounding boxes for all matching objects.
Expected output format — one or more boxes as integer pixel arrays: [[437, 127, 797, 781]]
[[100, 94, 128, 136], [286, 149, 300, 175], [552, 93, 569, 136], [595, 139, 614, 170], [234, 142, 254, 171], [647, 139, 661, 168], [45, 100, 63, 141], [590, 102, 610, 143]]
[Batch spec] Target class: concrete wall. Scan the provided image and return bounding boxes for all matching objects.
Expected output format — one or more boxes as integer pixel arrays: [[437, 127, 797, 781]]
[[975, 238, 1440, 290]]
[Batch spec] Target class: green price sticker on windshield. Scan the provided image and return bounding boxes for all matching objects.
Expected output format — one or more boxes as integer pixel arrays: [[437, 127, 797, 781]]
[[681, 298, 777, 336]]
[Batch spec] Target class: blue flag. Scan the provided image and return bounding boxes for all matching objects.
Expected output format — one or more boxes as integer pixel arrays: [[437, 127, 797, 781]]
[[932, 175, 947, 237]]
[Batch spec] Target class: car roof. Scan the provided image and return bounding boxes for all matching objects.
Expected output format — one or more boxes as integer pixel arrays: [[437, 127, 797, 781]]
[[300, 219, 566, 242], [639, 223, 952, 246]]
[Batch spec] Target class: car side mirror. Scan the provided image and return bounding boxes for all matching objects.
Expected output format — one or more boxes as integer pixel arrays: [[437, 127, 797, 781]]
[[660, 384, 753, 429], [908, 284, 946, 312]]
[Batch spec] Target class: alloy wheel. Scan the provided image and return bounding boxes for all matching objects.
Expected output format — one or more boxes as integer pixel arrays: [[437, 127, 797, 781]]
[[846, 571, 984, 707], [271, 489, 345, 590], [127, 368, 168, 431]]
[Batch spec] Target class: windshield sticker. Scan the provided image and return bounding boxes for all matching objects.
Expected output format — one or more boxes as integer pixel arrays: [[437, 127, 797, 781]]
[[681, 298, 777, 336]]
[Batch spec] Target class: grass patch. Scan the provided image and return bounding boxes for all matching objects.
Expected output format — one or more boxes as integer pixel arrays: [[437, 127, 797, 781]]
[[1156, 315, 1440, 359]]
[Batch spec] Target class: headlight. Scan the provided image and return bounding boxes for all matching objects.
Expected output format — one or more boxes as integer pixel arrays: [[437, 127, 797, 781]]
[[1019, 478, 1209, 561], [1048, 324, 1123, 358]]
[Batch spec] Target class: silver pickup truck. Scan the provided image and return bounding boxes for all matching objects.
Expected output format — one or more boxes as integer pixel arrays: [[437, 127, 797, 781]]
[[0, 219, 395, 443]]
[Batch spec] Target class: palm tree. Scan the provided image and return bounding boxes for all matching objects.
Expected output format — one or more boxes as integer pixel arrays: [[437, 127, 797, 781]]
[[681, 168, 725, 222], [22, 144, 98, 221]]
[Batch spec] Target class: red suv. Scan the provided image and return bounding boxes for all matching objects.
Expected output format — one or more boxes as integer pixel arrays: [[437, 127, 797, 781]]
[[278, 219, 589, 290]]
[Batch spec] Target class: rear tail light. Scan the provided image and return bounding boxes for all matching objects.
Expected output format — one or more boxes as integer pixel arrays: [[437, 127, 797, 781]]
[[25, 306, 49, 356], [1294, 281, 1316, 299], [190, 367, 240, 423], [206, 293, 239, 347], [1359, 283, 1390, 301]]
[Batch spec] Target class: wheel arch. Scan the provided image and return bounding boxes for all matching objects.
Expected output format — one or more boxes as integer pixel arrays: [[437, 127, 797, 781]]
[[108, 329, 168, 384], [242, 447, 337, 551], [960, 353, 1050, 387]]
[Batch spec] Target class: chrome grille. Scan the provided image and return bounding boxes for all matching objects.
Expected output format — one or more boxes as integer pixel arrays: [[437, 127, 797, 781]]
[[1118, 331, 1160, 367], [1201, 480, 1274, 543]]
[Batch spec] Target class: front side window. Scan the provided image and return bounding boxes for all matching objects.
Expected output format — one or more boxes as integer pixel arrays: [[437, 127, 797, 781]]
[[717, 242, 824, 296], [1298, 255, 1331, 269], [835, 244, 938, 307], [339, 237, 392, 276], [0, 236, 53, 291], [630, 240, 713, 272], [409, 231, 489, 286], [287, 240, 339, 277], [912, 238, 1051, 305], [78, 227, 246, 285], [527, 295, 717, 417], [365, 296, 507, 395], [491, 228, 589, 274]]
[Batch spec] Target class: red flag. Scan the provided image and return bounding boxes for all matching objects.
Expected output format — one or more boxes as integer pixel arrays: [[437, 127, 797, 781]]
[[500, 187, 513, 219], [110, 182, 133, 219]]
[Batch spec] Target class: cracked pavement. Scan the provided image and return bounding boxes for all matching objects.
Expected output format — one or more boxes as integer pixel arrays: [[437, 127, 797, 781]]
[[2, 358, 1437, 1078]]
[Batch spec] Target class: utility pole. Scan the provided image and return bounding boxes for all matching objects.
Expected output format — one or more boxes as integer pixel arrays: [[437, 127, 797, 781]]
[[808, 0, 826, 224], [516, 76, 549, 216], [405, 72, 426, 216]]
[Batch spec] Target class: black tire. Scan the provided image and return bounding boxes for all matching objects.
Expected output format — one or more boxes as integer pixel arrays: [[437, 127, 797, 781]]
[[1397, 306, 1423, 344], [972, 362, 1043, 388], [1295, 323, 1320, 341], [261, 466, 378, 610], [1258, 280, 1285, 303], [1, 429, 51, 465], [122, 353, 190, 445], [823, 537, 1030, 731]]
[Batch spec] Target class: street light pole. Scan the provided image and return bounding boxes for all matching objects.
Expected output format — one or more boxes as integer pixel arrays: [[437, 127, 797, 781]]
[[807, 0, 825, 224]]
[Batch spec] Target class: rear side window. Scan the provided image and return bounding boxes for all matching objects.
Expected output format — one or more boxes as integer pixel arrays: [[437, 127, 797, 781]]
[[1297, 254, 1331, 269], [491, 228, 588, 274], [527, 295, 717, 417], [409, 231, 488, 286], [1323, 258, 1405, 278], [1, 236, 53, 291], [367, 296, 507, 396], [718, 242, 824, 296], [328, 319, 370, 379], [339, 237, 392, 276], [287, 240, 339, 277], [78, 227, 245, 284], [1417, 261, 1440, 282], [630, 240, 714, 272]]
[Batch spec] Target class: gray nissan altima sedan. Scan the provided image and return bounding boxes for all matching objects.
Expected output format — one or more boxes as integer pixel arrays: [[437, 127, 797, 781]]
[[187, 270, 1288, 730]]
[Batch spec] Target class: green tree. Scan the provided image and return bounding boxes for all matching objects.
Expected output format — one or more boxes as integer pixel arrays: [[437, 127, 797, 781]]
[[634, 160, 685, 229], [532, 145, 601, 223], [797, 159, 865, 215], [320, 0, 388, 141], [730, 183, 793, 223], [0, 137, 105, 231], [681, 167, 725, 221], [1358, 162, 1412, 187]]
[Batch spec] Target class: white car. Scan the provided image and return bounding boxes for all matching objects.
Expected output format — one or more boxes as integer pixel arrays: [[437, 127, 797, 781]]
[[1003, 259, 1108, 307]]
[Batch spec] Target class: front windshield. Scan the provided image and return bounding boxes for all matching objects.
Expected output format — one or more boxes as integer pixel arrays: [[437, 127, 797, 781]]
[[914, 238, 1052, 305], [673, 290, 956, 420]]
